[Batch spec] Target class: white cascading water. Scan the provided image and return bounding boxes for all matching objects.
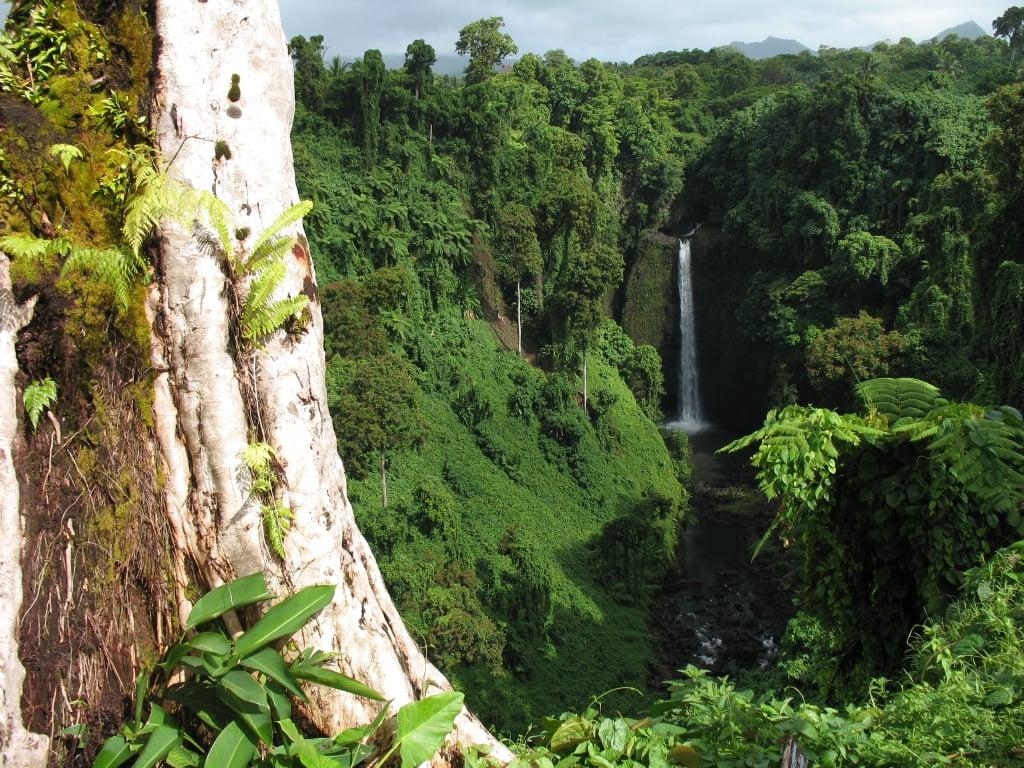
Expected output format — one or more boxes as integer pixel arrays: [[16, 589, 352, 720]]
[[675, 234, 705, 429]]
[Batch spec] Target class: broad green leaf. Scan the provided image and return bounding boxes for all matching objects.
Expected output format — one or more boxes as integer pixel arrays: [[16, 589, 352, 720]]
[[667, 745, 700, 768], [266, 680, 294, 721], [133, 669, 151, 725], [977, 580, 993, 601], [166, 745, 201, 768], [186, 573, 273, 630], [188, 632, 232, 655], [218, 670, 273, 746], [233, 584, 334, 658], [204, 720, 256, 768], [242, 646, 306, 699], [290, 663, 385, 701], [597, 718, 629, 755], [93, 735, 133, 768], [334, 705, 389, 747], [278, 719, 338, 768], [984, 687, 1014, 707], [396, 691, 464, 768], [550, 717, 592, 754], [166, 681, 232, 729], [132, 724, 180, 768]]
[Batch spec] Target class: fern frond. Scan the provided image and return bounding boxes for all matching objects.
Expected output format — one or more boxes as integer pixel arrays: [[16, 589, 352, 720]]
[[123, 172, 173, 255], [23, 377, 57, 430], [0, 233, 61, 262], [61, 246, 145, 313], [242, 294, 308, 343], [262, 501, 293, 561], [49, 143, 84, 172], [195, 190, 234, 261], [249, 200, 312, 258], [241, 234, 291, 277], [857, 377, 942, 422], [242, 441, 276, 495], [241, 441, 275, 473]]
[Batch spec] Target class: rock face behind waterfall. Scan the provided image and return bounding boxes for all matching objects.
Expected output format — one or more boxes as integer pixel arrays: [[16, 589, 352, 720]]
[[621, 231, 680, 411]]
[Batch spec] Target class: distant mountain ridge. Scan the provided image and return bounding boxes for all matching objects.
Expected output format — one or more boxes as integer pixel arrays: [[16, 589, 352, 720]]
[[726, 20, 990, 60], [934, 21, 988, 41], [727, 37, 811, 59]]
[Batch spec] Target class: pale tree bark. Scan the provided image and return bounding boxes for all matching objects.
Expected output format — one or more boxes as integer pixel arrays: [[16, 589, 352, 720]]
[[148, 1, 508, 761], [0, 254, 49, 768], [516, 280, 522, 355]]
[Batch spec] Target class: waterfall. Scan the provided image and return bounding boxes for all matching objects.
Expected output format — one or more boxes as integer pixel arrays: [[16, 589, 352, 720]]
[[675, 233, 705, 429]]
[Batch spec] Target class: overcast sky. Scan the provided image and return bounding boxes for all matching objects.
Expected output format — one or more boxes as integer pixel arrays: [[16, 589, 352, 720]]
[[278, 1, 1007, 63]]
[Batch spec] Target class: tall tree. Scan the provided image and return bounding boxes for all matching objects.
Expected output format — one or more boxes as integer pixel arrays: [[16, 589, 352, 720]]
[[288, 34, 328, 111], [993, 6, 1024, 62], [455, 16, 518, 85], [404, 38, 436, 99], [0, 256, 48, 767], [143, 0, 507, 762], [494, 202, 542, 354]]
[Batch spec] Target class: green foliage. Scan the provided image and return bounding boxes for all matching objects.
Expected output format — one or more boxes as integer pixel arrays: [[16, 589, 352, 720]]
[[724, 379, 1024, 687], [49, 142, 84, 172], [805, 311, 909, 399], [0, 233, 147, 314], [95, 575, 464, 768], [23, 376, 57, 430], [455, 17, 518, 84], [241, 442, 293, 560], [522, 542, 1024, 767]]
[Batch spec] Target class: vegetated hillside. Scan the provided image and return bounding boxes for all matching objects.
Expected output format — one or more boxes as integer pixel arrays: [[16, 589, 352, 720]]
[[343, 315, 683, 731], [641, 34, 1023, 427], [289, 12, 1024, 749], [288, 34, 691, 729]]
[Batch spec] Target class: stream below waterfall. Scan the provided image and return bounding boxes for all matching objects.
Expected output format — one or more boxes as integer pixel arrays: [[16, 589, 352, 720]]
[[649, 424, 798, 688]]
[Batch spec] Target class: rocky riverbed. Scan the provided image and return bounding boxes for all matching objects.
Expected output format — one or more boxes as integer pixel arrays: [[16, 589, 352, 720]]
[[649, 429, 799, 689]]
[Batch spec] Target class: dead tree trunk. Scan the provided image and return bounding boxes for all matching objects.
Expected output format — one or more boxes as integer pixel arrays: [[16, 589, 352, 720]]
[[148, 1, 507, 760]]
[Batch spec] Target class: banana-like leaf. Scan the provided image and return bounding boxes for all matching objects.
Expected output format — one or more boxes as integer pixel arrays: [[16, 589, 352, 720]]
[[395, 692, 464, 768], [185, 573, 273, 630], [203, 720, 256, 768], [217, 670, 273, 746], [240, 646, 306, 699], [93, 735, 133, 768], [132, 723, 180, 768], [233, 584, 334, 658], [290, 663, 385, 701]]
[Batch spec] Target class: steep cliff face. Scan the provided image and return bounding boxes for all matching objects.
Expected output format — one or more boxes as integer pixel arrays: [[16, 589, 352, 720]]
[[620, 231, 679, 413]]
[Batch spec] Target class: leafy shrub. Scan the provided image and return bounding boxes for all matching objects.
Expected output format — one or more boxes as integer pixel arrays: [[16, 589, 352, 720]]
[[95, 573, 463, 768]]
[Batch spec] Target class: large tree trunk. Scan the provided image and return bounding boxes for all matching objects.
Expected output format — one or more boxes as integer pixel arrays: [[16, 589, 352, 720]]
[[0, 254, 49, 768], [148, 0, 507, 760]]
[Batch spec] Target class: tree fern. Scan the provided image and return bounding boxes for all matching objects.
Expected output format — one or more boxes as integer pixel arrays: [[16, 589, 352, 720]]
[[857, 377, 942, 423]]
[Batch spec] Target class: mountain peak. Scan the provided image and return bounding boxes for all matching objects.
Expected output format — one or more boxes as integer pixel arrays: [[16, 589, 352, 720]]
[[727, 36, 811, 59]]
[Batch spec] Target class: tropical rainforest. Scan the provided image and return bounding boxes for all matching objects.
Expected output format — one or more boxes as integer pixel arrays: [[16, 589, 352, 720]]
[[0, 1, 1023, 767]]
